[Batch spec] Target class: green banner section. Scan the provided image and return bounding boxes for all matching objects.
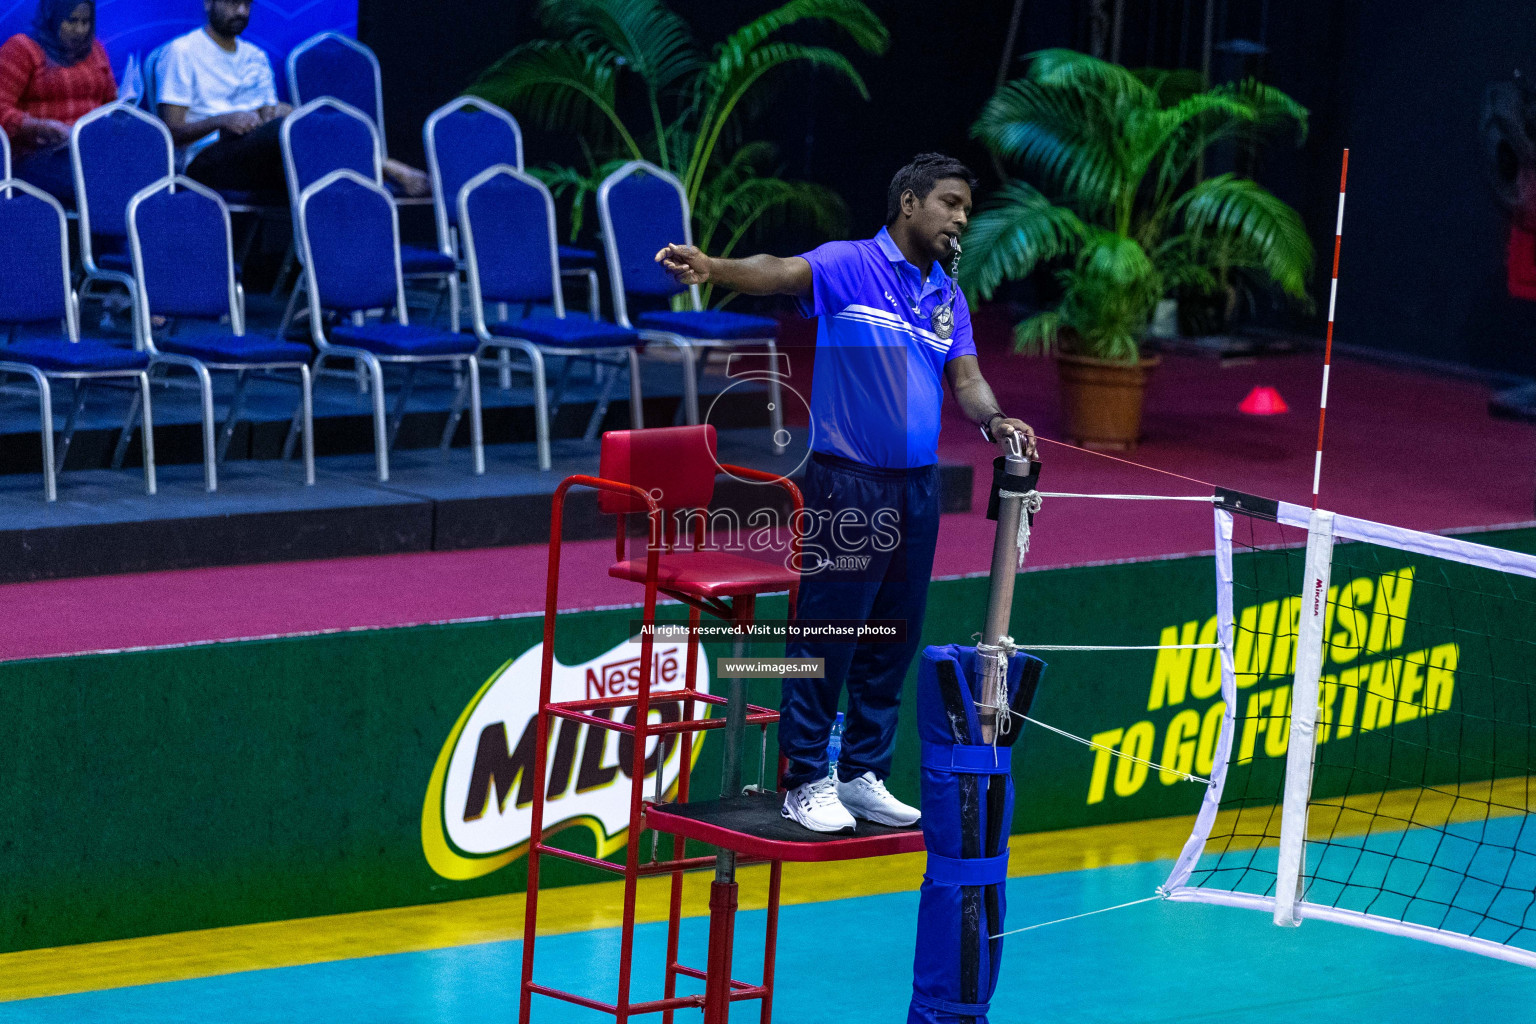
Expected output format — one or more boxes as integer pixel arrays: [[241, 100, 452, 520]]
[[3, 523, 1532, 953]]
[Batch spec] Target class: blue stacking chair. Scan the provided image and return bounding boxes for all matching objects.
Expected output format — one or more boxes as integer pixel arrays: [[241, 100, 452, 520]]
[[71, 102, 175, 350], [596, 160, 784, 448], [423, 96, 600, 325], [286, 32, 384, 136], [0, 179, 156, 501], [459, 165, 643, 471], [127, 176, 316, 492], [281, 98, 458, 332], [296, 169, 484, 481]]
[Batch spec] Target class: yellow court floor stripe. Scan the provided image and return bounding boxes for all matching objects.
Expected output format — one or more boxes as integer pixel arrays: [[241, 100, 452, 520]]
[[0, 812, 1198, 1004], [2, 776, 1527, 1004]]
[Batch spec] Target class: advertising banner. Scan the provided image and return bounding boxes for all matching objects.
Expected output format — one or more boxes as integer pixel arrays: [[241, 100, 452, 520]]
[[422, 637, 711, 882]]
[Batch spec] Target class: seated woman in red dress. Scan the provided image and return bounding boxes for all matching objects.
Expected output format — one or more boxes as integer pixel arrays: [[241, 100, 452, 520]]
[[0, 0, 116, 204]]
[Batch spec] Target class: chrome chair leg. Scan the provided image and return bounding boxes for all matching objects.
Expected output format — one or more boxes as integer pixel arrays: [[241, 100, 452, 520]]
[[55, 380, 88, 474], [467, 355, 484, 476], [493, 302, 512, 390], [508, 341, 551, 472], [366, 354, 389, 482], [386, 366, 417, 452], [283, 355, 322, 462], [189, 361, 218, 493], [627, 348, 644, 430], [216, 369, 249, 466], [583, 353, 624, 441], [138, 370, 156, 495], [277, 274, 305, 336], [441, 368, 470, 455], [548, 356, 574, 422], [297, 363, 315, 485], [12, 367, 57, 502], [670, 341, 705, 426], [111, 380, 144, 469]]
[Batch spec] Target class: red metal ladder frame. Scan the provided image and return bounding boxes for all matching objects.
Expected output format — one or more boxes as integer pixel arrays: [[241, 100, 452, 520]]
[[519, 465, 801, 1024]]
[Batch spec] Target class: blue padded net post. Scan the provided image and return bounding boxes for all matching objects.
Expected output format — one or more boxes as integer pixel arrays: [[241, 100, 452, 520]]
[[909, 643, 1044, 1024]]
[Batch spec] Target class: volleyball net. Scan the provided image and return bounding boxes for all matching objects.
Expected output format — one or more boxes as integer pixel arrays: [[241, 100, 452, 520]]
[[1158, 494, 1536, 966]]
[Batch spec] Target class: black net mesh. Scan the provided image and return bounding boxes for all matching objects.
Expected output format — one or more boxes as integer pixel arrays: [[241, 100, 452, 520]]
[[1182, 510, 1536, 956]]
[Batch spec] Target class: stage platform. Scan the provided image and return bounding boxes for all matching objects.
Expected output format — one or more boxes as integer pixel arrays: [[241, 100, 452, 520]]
[[0, 432, 974, 584]]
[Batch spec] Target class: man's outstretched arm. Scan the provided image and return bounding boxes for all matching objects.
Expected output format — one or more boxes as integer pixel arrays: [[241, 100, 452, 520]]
[[655, 244, 812, 298]]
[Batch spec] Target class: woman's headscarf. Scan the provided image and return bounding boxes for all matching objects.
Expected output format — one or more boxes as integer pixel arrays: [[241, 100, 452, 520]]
[[28, 0, 94, 67]]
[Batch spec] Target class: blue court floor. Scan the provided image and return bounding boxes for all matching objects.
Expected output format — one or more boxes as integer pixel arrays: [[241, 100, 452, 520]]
[[4, 856, 1533, 1024]]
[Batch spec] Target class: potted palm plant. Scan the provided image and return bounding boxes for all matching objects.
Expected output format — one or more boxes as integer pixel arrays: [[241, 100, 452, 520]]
[[961, 49, 1313, 450], [471, 0, 888, 307]]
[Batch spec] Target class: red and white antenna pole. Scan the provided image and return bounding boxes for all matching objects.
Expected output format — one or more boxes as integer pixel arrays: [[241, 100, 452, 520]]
[[1312, 149, 1349, 510]]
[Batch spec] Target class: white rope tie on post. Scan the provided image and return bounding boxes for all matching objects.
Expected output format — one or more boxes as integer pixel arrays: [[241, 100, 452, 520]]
[[972, 638, 1019, 752], [996, 488, 1043, 566]]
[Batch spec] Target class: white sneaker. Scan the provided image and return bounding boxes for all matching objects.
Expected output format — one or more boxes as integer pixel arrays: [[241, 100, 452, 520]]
[[836, 771, 921, 826], [780, 776, 856, 833]]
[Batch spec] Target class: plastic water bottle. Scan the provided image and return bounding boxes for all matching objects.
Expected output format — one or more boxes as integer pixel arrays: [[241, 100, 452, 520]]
[[827, 712, 845, 780]]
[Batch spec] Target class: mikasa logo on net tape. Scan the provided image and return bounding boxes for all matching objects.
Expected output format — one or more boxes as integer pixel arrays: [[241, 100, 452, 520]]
[[421, 637, 707, 880]]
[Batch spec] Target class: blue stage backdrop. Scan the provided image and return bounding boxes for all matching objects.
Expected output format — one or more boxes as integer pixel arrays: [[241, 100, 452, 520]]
[[0, 0, 358, 102]]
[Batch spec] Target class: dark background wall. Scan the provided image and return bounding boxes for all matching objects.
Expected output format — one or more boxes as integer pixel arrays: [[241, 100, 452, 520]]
[[1305, 1, 1536, 375], [358, 0, 1536, 375]]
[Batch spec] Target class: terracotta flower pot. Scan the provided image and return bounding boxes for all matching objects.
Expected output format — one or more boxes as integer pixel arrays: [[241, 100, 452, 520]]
[[1054, 351, 1161, 451]]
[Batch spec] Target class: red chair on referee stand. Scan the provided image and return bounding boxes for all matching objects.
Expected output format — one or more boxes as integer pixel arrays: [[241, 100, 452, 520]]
[[523, 424, 924, 1023]]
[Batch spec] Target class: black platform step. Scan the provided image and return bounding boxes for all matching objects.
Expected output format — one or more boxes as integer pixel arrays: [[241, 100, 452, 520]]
[[644, 791, 924, 861]]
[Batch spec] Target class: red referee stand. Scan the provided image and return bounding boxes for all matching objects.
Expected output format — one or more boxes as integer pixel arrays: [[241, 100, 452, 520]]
[[520, 425, 925, 1023]]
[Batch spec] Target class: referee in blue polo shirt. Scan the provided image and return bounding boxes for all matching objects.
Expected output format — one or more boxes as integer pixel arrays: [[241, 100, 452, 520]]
[[656, 153, 1035, 833]]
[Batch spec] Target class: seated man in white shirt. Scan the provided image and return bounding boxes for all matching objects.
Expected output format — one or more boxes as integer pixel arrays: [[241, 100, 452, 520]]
[[156, 0, 426, 196]]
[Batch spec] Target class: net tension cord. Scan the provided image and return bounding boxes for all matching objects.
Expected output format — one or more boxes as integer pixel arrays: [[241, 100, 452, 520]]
[[979, 436, 1221, 786]]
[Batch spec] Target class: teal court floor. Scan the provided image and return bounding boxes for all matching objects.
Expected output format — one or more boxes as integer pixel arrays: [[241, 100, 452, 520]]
[[4, 853, 1534, 1024]]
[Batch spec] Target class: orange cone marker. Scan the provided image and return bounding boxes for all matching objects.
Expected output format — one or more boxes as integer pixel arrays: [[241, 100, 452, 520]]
[[1239, 386, 1289, 415]]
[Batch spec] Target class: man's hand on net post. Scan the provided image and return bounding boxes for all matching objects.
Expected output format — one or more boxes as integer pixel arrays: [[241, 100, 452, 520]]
[[991, 417, 1038, 459]]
